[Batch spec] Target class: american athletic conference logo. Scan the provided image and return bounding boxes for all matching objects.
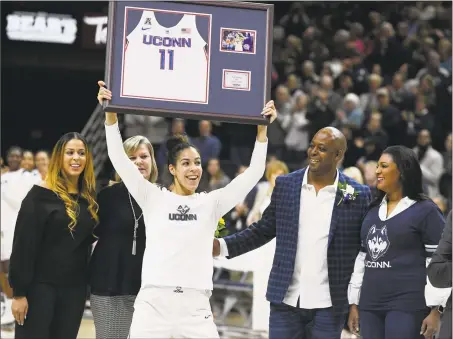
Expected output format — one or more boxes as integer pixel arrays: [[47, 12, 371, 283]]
[[169, 205, 197, 221]]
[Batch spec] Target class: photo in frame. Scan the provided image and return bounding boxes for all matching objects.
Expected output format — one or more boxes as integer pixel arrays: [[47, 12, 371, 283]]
[[103, 1, 274, 124]]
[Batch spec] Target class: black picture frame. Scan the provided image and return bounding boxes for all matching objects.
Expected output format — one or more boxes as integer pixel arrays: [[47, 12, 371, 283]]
[[103, 0, 274, 125]]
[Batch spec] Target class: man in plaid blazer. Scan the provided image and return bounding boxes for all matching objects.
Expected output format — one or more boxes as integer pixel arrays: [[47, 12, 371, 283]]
[[214, 127, 372, 339]]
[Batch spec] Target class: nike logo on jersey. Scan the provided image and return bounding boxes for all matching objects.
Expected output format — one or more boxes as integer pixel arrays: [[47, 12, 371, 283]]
[[143, 35, 192, 48], [141, 27, 151, 31]]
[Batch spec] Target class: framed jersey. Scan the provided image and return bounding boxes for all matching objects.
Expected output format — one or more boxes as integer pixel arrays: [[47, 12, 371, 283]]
[[103, 1, 274, 125]]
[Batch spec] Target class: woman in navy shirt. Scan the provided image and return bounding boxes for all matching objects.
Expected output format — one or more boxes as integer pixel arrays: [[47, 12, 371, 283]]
[[347, 145, 451, 339]]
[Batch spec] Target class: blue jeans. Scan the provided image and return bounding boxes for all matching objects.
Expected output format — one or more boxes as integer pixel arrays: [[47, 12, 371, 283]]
[[269, 302, 345, 339]]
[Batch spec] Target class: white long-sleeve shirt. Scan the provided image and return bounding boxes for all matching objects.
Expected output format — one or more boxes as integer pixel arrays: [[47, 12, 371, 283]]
[[348, 196, 451, 307], [1, 169, 41, 260], [105, 121, 267, 290]]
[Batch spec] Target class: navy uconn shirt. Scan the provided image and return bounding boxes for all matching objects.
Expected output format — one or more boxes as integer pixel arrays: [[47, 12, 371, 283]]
[[359, 199, 445, 311]]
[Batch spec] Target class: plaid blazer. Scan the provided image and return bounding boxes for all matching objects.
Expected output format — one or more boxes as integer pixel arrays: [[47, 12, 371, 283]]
[[224, 168, 372, 316]]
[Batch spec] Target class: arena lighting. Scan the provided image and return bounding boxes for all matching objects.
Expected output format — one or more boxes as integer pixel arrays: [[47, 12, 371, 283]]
[[6, 11, 77, 44], [83, 15, 107, 45]]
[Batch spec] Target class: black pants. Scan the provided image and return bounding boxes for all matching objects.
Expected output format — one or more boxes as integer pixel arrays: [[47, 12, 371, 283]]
[[15, 282, 87, 339], [359, 309, 429, 339]]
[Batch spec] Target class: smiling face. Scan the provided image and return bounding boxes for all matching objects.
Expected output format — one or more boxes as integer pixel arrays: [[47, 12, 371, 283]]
[[307, 130, 342, 175], [21, 151, 35, 171], [62, 139, 87, 180], [35, 151, 49, 174], [7, 148, 22, 171], [375, 153, 402, 194], [169, 147, 203, 195]]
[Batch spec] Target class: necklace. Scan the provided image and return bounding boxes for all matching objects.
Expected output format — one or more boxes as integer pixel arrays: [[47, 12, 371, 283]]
[[128, 192, 143, 255]]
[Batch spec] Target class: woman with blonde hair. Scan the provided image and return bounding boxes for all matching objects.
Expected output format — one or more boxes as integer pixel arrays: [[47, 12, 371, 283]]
[[9, 132, 98, 339], [247, 160, 289, 225], [343, 166, 364, 185], [89, 134, 158, 339]]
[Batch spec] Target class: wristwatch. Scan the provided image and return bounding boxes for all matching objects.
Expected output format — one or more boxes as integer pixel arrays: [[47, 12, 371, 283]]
[[432, 305, 444, 314]]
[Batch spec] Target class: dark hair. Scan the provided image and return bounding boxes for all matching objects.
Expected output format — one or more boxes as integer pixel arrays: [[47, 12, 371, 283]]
[[369, 145, 429, 209], [7, 146, 23, 157], [166, 134, 197, 167]]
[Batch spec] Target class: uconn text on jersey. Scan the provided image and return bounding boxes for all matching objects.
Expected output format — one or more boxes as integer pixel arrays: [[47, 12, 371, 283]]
[[143, 35, 192, 48]]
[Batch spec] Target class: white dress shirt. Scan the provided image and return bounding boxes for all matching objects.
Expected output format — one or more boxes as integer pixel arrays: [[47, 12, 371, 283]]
[[348, 196, 451, 307], [283, 169, 338, 308], [219, 168, 339, 309]]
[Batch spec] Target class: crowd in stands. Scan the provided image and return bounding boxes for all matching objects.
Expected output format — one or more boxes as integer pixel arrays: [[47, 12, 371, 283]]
[[120, 2, 452, 227]]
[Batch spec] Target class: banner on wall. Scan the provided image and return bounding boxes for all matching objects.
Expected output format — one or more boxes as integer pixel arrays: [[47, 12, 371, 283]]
[[82, 14, 108, 49], [6, 11, 77, 44]]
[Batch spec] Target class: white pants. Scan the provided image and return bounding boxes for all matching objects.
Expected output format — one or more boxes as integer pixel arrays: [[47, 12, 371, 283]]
[[129, 285, 219, 339]]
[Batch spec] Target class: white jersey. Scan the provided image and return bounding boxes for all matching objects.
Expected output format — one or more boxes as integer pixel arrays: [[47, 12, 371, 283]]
[[1, 169, 40, 260], [121, 9, 210, 104], [105, 121, 267, 290]]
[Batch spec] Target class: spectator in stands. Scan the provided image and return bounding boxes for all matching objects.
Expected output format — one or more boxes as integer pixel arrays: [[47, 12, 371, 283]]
[[413, 129, 444, 198], [362, 111, 389, 154], [433, 196, 449, 216], [20, 150, 34, 172], [224, 165, 257, 234], [286, 74, 304, 99], [334, 93, 364, 130], [375, 88, 405, 145], [157, 118, 187, 170], [301, 60, 319, 93], [206, 158, 231, 192], [9, 133, 98, 339], [388, 72, 412, 110], [192, 120, 222, 167], [438, 39, 452, 72], [268, 85, 291, 160], [319, 75, 343, 112], [404, 93, 436, 147], [247, 160, 289, 226], [416, 50, 450, 87], [348, 145, 450, 339], [124, 115, 168, 155], [364, 160, 378, 196], [306, 89, 336, 140], [336, 74, 355, 99], [34, 150, 50, 180], [359, 74, 383, 112], [343, 166, 364, 185], [280, 93, 310, 165], [89, 135, 158, 339]]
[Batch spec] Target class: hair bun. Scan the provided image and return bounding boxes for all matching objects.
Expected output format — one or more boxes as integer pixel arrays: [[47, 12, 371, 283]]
[[166, 134, 189, 152]]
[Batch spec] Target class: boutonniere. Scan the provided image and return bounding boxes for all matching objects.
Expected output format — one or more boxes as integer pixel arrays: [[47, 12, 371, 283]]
[[215, 217, 229, 238], [337, 182, 359, 206]]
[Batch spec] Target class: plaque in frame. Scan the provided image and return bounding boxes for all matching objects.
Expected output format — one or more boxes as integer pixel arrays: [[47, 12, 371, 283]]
[[103, 1, 274, 125]]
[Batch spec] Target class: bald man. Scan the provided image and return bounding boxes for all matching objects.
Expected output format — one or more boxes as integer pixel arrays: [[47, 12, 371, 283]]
[[214, 127, 372, 339]]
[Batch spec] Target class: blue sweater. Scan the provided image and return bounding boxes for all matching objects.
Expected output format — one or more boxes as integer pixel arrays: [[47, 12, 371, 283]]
[[359, 200, 445, 311]]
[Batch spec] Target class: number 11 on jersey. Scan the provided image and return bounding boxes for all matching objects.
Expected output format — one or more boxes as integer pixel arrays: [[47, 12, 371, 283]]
[[159, 49, 174, 70]]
